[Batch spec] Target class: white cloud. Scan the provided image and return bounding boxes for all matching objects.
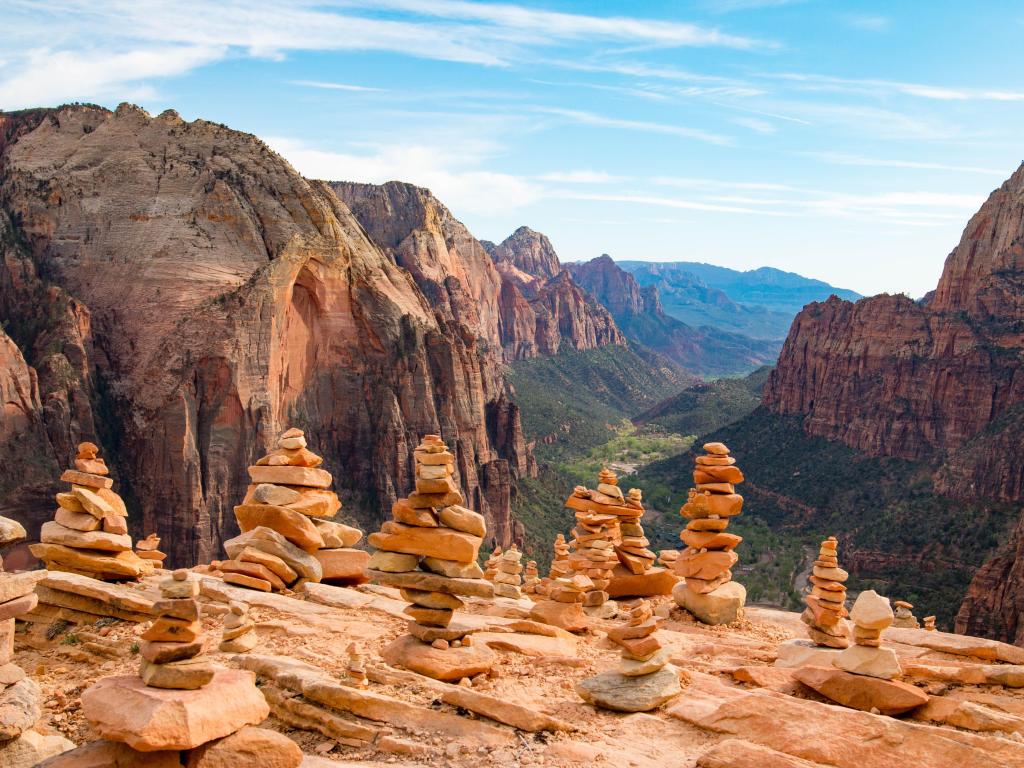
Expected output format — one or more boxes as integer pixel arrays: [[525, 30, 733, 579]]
[[266, 136, 542, 216], [537, 170, 624, 184], [806, 152, 1008, 176], [534, 107, 732, 145], [290, 80, 384, 92], [732, 116, 776, 133], [699, 0, 805, 12], [550, 190, 792, 216], [768, 72, 1024, 102], [844, 15, 890, 31]]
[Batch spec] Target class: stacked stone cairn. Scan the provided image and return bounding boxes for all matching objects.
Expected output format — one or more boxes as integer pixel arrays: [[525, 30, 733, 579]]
[[140, 570, 214, 690], [483, 546, 502, 582], [345, 642, 369, 688], [923, 615, 936, 631], [219, 601, 258, 653], [892, 600, 920, 628], [793, 590, 927, 716], [549, 533, 571, 580], [576, 598, 682, 712], [135, 533, 167, 567], [529, 574, 591, 633], [368, 435, 496, 682], [671, 442, 746, 625], [0, 516, 75, 766], [30, 442, 152, 581], [221, 427, 366, 592], [802, 536, 851, 648], [564, 474, 622, 613], [492, 545, 524, 599], [522, 560, 540, 595]]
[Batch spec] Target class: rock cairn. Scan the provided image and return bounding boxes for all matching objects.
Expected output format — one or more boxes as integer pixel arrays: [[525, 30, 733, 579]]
[[576, 598, 682, 712], [564, 474, 622, 611], [368, 435, 495, 682], [923, 615, 937, 631], [672, 442, 746, 625], [30, 442, 152, 581], [140, 570, 214, 690], [0, 516, 75, 765], [493, 545, 524, 599], [134, 533, 167, 567], [522, 560, 540, 595], [483, 546, 502, 582], [219, 601, 257, 653], [836, 590, 902, 679], [549, 533, 571, 580], [893, 600, 920, 628], [345, 642, 369, 688], [530, 574, 591, 633], [221, 427, 367, 592], [802, 536, 850, 648]]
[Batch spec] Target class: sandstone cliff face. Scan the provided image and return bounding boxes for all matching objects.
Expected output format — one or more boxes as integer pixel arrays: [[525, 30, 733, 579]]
[[0, 104, 531, 564], [333, 184, 623, 360], [763, 165, 1024, 642], [567, 255, 778, 376]]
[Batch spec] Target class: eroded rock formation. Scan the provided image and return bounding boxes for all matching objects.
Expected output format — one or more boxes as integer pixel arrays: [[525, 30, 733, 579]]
[[0, 104, 535, 565]]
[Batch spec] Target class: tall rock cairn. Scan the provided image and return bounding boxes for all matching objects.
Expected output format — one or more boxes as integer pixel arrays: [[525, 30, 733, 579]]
[[139, 569, 214, 689], [549, 533, 571, 580], [0, 516, 75, 763], [522, 560, 540, 595], [493, 545, 524, 599], [564, 472, 624, 609], [672, 442, 746, 624], [835, 590, 903, 680], [221, 427, 366, 592], [368, 435, 496, 681], [30, 442, 151, 581], [802, 536, 850, 648], [576, 598, 682, 713]]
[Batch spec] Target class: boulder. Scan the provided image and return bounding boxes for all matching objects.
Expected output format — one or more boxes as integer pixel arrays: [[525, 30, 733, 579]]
[[674, 579, 745, 625], [315, 548, 369, 584], [369, 522, 481, 563], [233, 505, 324, 551], [0, 517, 26, 546], [529, 600, 589, 633], [848, 590, 893, 630], [606, 566, 677, 598], [224, 527, 322, 582], [576, 664, 682, 712], [697, 739, 829, 768], [0, 729, 76, 767], [834, 644, 901, 680], [774, 639, 843, 669], [184, 726, 302, 768], [81, 670, 269, 751], [0, 678, 41, 741], [793, 666, 927, 716], [36, 739, 182, 767], [382, 635, 495, 682]]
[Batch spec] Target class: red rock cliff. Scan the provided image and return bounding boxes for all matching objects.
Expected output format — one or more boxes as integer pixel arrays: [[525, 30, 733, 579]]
[[763, 164, 1024, 641], [0, 104, 533, 564]]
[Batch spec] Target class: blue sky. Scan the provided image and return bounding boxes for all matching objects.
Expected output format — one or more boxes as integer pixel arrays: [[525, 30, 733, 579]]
[[3, 1, 1024, 297]]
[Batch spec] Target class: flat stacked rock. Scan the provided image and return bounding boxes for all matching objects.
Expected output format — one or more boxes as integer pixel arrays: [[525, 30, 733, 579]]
[[794, 590, 926, 716], [493, 545, 524, 599], [135, 533, 168, 567], [549, 534, 571, 580], [140, 570, 214, 690], [345, 642, 368, 688], [565, 473, 623, 613], [801, 536, 851, 648], [30, 442, 152, 581], [219, 602, 257, 653], [222, 427, 367, 591], [369, 435, 495, 682], [522, 560, 540, 595], [923, 615, 936, 631], [576, 598, 682, 712], [893, 600, 920, 628], [0, 516, 75, 766], [529, 575, 591, 633], [483, 546, 502, 582], [672, 442, 746, 625]]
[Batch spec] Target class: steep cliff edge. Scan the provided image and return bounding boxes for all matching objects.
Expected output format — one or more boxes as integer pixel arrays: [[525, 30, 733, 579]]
[[763, 164, 1024, 642], [0, 104, 531, 564], [567, 255, 778, 376], [332, 187, 623, 360]]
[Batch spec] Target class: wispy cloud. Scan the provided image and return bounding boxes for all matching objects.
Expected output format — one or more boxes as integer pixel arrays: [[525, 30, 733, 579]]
[[534, 106, 733, 145], [807, 152, 1009, 176], [550, 190, 792, 216], [767, 72, 1024, 102], [699, 0, 805, 12], [843, 14, 890, 31], [537, 170, 624, 184], [733, 116, 776, 133], [290, 80, 384, 92]]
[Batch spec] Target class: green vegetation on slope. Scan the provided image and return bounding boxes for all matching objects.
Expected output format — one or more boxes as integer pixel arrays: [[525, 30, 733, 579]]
[[634, 366, 770, 437], [631, 407, 1020, 627]]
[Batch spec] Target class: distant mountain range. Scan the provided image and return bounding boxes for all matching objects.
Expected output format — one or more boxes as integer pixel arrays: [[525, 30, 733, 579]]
[[614, 261, 861, 341]]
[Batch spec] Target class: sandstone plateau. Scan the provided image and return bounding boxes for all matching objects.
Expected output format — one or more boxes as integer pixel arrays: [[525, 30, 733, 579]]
[[764, 164, 1024, 642]]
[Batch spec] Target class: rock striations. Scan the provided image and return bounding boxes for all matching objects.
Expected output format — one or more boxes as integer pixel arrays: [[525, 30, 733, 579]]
[[0, 104, 539, 568], [762, 163, 1024, 642]]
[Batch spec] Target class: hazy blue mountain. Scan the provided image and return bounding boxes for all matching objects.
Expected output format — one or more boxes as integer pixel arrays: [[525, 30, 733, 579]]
[[617, 261, 861, 340]]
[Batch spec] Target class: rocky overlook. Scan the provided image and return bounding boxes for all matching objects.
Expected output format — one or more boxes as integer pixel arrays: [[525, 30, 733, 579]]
[[763, 164, 1024, 642], [0, 104, 541, 566]]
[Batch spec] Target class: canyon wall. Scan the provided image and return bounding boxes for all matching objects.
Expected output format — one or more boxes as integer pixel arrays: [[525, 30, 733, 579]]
[[0, 104, 540, 565], [763, 164, 1024, 642]]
